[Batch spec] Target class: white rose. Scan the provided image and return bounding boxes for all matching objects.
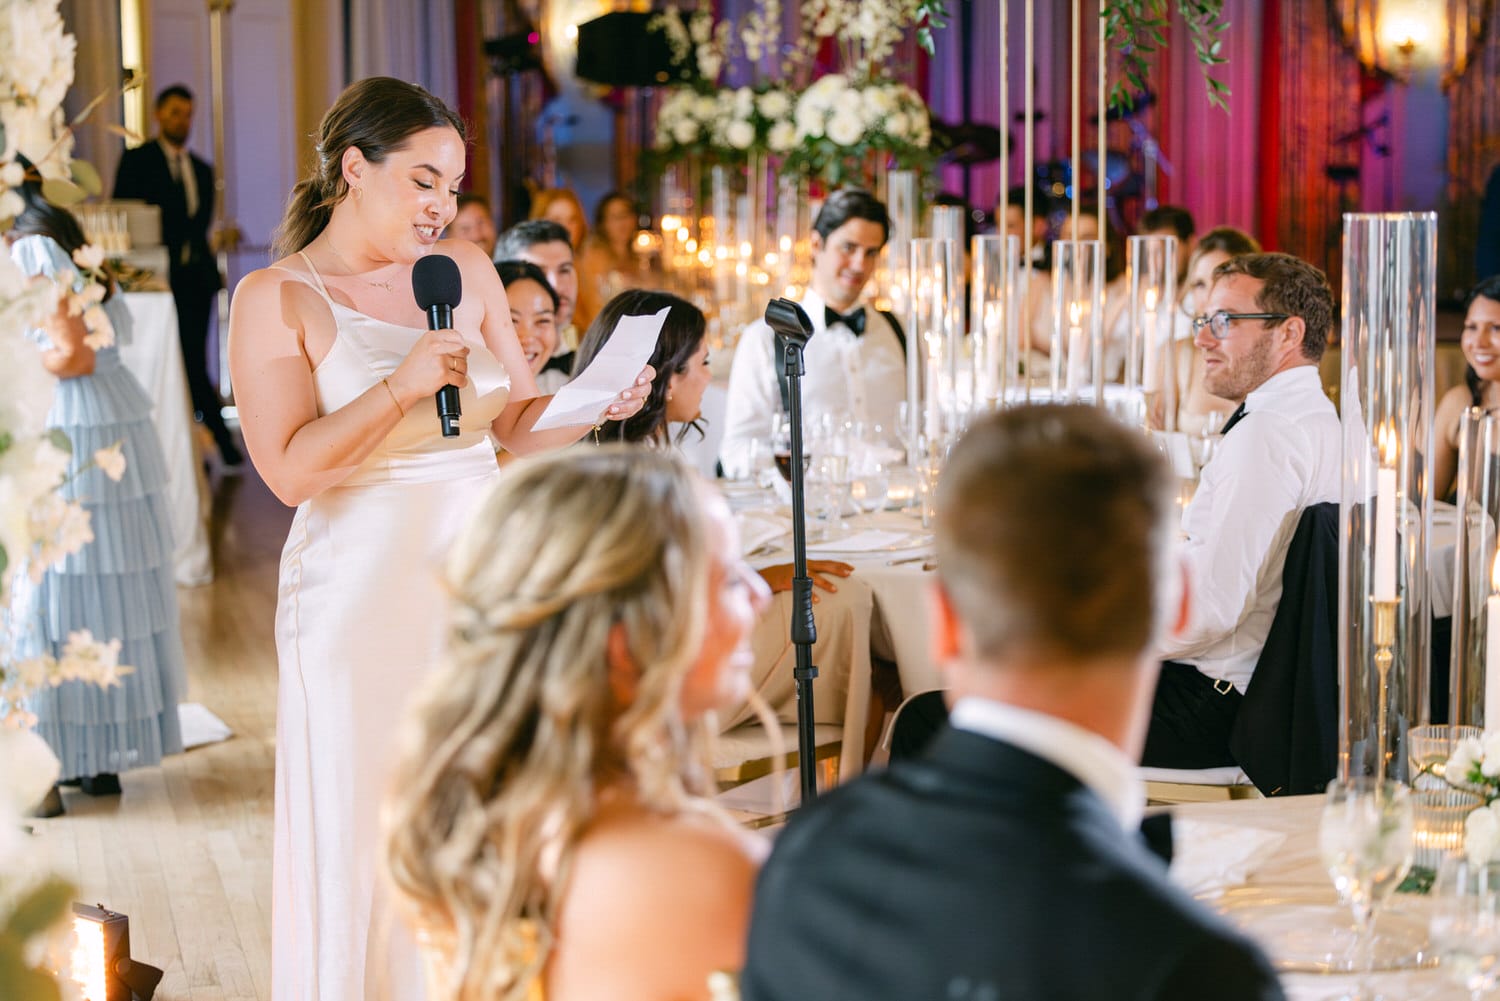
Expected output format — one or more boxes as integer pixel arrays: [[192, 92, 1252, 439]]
[[886, 112, 909, 141], [861, 87, 896, 118], [1451, 737, 1484, 786], [1481, 731, 1500, 777], [671, 119, 701, 145], [72, 244, 106, 272], [726, 120, 756, 151], [93, 443, 126, 482], [768, 121, 797, 153], [733, 87, 754, 116], [0, 728, 60, 815], [1468, 804, 1500, 864], [694, 95, 718, 120], [826, 112, 865, 148], [757, 90, 791, 120]]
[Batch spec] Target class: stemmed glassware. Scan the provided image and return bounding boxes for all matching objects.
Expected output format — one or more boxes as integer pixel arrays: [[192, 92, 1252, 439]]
[[1318, 779, 1415, 1000], [1431, 856, 1500, 1000]]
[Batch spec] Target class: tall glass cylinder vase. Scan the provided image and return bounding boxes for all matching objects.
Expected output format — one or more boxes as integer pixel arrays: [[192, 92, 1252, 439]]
[[1339, 211, 1437, 782], [748, 147, 768, 267], [1050, 240, 1104, 405], [771, 170, 809, 298], [708, 164, 736, 305], [884, 169, 920, 324], [971, 234, 1022, 409], [1127, 235, 1178, 429], [1451, 408, 1500, 727], [907, 239, 958, 450]]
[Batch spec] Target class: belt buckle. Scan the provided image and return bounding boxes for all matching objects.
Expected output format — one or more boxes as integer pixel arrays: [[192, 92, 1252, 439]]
[[1213, 678, 1235, 696]]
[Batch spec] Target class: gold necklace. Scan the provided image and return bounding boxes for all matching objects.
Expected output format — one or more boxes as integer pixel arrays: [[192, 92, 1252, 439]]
[[324, 238, 398, 293]]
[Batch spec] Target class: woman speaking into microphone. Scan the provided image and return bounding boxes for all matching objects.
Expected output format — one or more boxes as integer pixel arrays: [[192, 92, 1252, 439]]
[[227, 76, 652, 1001]]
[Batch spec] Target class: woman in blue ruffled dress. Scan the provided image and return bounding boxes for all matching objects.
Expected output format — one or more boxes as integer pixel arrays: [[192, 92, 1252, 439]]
[[8, 168, 186, 816]]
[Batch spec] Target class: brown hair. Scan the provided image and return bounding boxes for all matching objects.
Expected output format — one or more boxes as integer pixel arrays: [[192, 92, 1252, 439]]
[[935, 405, 1176, 662], [1213, 251, 1334, 361], [271, 77, 467, 259]]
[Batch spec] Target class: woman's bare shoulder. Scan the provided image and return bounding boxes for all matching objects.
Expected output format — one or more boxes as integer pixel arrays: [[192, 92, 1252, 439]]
[[571, 803, 766, 885]]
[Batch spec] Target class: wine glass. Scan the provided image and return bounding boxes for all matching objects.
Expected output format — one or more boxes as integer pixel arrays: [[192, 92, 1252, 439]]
[[1319, 778, 1415, 1000], [1431, 855, 1500, 1000]]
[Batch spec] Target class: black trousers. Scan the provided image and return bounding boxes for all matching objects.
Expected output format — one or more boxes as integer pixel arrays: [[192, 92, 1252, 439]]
[[1142, 661, 1242, 769], [172, 277, 236, 459]]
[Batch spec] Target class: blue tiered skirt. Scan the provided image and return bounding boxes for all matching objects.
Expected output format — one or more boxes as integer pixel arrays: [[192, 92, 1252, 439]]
[[12, 234, 186, 780]]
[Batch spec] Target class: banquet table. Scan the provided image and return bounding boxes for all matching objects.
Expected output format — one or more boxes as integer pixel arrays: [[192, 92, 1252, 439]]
[[118, 291, 212, 586], [1171, 795, 1450, 1000]]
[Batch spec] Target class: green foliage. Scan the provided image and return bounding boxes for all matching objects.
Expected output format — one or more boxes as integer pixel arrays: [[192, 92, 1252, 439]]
[[1103, 0, 1230, 114], [915, 0, 949, 56], [45, 429, 71, 455]]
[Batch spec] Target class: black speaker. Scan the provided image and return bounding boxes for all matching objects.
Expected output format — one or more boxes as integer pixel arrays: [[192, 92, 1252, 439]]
[[575, 11, 699, 87]]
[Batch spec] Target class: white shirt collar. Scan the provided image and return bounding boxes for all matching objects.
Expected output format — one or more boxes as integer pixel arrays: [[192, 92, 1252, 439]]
[[1244, 364, 1322, 412], [948, 696, 1145, 831]]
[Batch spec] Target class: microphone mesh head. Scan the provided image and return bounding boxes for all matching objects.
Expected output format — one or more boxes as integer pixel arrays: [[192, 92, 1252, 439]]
[[412, 254, 463, 310]]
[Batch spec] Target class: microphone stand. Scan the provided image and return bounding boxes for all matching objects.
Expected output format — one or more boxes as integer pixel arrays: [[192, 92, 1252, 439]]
[[765, 299, 820, 804]]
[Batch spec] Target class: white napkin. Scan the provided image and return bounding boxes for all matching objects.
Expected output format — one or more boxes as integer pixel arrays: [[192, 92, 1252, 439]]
[[1168, 818, 1288, 897], [736, 509, 787, 556], [807, 529, 914, 554]]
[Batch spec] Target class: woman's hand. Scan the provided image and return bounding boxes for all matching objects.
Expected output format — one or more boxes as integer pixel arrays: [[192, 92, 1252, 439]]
[[599, 364, 656, 424], [758, 561, 854, 603], [388, 328, 470, 408]]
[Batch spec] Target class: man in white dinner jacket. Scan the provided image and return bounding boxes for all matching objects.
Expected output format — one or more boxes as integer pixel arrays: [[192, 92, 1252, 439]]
[[719, 189, 906, 477], [1144, 252, 1340, 769]]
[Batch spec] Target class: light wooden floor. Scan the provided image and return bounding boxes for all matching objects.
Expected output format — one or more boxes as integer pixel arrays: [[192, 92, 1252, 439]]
[[33, 464, 289, 1001]]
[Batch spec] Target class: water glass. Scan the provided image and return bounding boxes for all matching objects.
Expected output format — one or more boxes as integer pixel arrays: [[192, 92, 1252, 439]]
[[1431, 856, 1500, 999], [1319, 778, 1415, 1000]]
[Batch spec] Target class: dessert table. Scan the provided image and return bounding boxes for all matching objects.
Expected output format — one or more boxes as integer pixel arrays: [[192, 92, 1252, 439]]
[[1171, 795, 1450, 1000], [118, 291, 212, 586]]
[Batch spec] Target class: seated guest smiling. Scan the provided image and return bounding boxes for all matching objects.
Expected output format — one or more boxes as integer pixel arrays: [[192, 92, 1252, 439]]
[[496, 259, 565, 394], [719, 188, 906, 477], [444, 192, 497, 259], [384, 448, 771, 1001], [1144, 252, 1340, 769], [741, 405, 1283, 1001], [496, 219, 582, 373]]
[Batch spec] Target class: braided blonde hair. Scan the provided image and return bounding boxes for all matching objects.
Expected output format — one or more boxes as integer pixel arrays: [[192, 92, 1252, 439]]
[[383, 447, 721, 1000]]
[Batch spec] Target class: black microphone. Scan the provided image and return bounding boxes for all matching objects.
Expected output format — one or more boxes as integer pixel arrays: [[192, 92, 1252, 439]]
[[412, 254, 464, 437]]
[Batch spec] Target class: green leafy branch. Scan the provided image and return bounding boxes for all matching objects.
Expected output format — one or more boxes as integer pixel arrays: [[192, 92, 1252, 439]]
[[1103, 0, 1230, 114]]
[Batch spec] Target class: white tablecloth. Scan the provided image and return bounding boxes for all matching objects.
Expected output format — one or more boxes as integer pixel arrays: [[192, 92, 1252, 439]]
[[118, 291, 212, 586], [1172, 796, 1447, 1000]]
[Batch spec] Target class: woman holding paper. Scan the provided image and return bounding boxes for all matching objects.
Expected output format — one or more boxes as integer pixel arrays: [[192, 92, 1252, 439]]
[[226, 77, 651, 1001]]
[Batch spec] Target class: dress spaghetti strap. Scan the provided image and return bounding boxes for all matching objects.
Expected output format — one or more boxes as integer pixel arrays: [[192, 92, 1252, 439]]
[[294, 250, 335, 302]]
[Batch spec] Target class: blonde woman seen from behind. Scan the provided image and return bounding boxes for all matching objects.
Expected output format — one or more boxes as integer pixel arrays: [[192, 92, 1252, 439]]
[[385, 448, 771, 1001]]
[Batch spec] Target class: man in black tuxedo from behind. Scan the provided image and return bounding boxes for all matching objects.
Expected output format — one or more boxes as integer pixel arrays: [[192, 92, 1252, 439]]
[[114, 83, 241, 468], [742, 405, 1284, 1001]]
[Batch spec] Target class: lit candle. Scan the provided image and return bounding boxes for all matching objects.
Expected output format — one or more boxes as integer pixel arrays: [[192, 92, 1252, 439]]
[[1487, 552, 1500, 727], [1141, 287, 1161, 393], [1373, 424, 1398, 602], [1065, 301, 1087, 398]]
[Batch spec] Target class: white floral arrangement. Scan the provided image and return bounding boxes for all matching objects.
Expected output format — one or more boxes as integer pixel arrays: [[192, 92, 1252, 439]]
[[1441, 735, 1500, 864], [0, 2, 130, 992], [786, 74, 932, 187]]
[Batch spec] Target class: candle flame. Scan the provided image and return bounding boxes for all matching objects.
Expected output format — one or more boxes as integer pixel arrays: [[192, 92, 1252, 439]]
[[1068, 301, 1083, 326], [1143, 288, 1159, 312], [661, 214, 681, 233], [1378, 423, 1399, 466]]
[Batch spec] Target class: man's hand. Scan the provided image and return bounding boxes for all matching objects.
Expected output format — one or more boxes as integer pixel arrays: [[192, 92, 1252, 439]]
[[758, 561, 854, 603]]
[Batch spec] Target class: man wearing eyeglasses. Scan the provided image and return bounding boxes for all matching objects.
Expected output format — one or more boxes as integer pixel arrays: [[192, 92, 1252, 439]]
[[1143, 252, 1340, 769]]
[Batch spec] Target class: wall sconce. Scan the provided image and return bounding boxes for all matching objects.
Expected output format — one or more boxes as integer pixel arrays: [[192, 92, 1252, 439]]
[[70, 903, 163, 1001]]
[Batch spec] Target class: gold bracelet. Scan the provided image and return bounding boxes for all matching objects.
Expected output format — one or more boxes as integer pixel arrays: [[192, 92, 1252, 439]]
[[381, 377, 406, 416]]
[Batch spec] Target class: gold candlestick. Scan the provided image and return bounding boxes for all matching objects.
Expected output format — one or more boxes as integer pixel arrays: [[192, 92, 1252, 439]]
[[1373, 598, 1398, 783]]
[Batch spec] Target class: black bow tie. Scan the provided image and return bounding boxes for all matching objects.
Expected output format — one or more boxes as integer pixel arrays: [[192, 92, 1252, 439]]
[[825, 305, 866, 335]]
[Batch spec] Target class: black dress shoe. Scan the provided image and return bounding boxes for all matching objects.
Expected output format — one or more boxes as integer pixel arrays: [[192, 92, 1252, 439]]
[[79, 773, 121, 796], [31, 786, 65, 818]]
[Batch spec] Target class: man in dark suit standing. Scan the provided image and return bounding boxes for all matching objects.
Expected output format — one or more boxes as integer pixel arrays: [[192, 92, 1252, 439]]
[[741, 405, 1284, 1001], [114, 83, 241, 468]]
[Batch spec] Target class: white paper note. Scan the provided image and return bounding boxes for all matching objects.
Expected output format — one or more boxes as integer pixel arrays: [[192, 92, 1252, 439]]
[[532, 306, 670, 431]]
